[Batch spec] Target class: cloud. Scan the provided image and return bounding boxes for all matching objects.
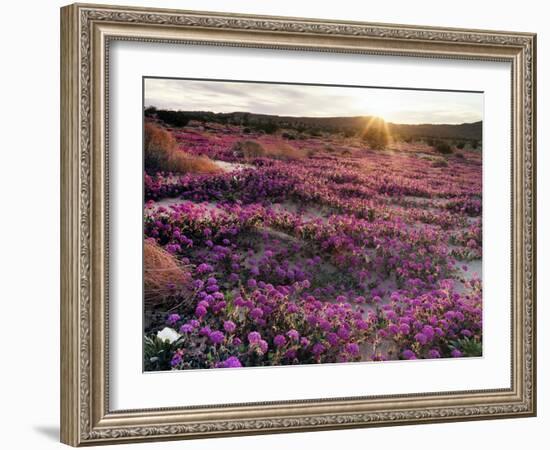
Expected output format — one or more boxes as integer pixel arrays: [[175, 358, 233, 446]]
[[144, 78, 483, 125]]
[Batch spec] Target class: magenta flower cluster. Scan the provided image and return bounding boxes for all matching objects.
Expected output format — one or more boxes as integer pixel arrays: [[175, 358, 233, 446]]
[[144, 120, 483, 370]]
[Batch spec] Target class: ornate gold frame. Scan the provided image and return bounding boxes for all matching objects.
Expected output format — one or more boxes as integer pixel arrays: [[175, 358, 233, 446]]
[[60, 3, 536, 446]]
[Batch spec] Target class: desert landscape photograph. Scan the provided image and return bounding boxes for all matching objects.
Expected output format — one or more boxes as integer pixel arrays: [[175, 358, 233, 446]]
[[142, 78, 483, 371]]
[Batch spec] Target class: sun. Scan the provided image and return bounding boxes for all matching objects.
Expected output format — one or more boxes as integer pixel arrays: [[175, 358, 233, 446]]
[[355, 95, 397, 122], [368, 105, 391, 120]]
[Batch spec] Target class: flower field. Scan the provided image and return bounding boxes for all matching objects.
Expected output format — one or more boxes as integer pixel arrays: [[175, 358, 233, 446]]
[[143, 116, 482, 371]]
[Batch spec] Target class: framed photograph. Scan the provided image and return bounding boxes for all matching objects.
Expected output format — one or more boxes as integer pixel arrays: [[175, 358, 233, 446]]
[[60, 3, 536, 446]]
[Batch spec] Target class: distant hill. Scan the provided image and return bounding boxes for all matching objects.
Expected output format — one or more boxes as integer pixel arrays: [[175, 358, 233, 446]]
[[145, 107, 482, 141], [388, 121, 482, 140]]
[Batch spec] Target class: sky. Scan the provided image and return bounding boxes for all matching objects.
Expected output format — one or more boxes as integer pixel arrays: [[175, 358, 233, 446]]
[[144, 78, 483, 125]]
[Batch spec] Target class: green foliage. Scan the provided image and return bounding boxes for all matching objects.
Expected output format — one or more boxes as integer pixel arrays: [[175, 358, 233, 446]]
[[144, 106, 157, 117], [157, 110, 191, 128], [449, 337, 482, 357], [144, 335, 176, 371], [433, 140, 453, 154], [254, 122, 278, 134]]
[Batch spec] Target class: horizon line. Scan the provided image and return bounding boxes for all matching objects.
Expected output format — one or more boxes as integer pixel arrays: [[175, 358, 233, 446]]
[[144, 106, 483, 127]]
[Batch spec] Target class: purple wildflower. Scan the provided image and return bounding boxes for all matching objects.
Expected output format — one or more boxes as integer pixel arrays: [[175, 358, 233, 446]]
[[199, 326, 211, 337], [223, 320, 236, 333], [273, 335, 286, 347], [179, 323, 193, 334], [258, 339, 269, 354], [337, 326, 351, 341], [195, 305, 207, 318], [219, 356, 241, 368], [196, 263, 213, 274], [170, 351, 183, 368], [287, 329, 300, 341], [209, 331, 225, 345], [402, 349, 417, 360], [249, 307, 263, 320], [166, 313, 180, 326], [312, 343, 326, 356], [414, 332, 428, 345], [248, 331, 262, 344], [346, 343, 360, 356]]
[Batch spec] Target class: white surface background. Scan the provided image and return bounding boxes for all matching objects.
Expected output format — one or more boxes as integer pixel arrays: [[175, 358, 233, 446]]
[[111, 42, 510, 410], [0, 0, 546, 449]]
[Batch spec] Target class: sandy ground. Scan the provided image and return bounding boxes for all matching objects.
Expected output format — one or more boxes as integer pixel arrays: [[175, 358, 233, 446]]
[[213, 160, 254, 172]]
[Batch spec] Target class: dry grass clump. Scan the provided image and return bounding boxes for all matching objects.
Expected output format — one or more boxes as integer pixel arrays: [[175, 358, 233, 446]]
[[144, 122, 220, 174], [144, 240, 192, 308], [167, 152, 221, 174], [233, 139, 306, 160], [261, 140, 306, 160], [144, 122, 177, 171], [233, 140, 266, 158]]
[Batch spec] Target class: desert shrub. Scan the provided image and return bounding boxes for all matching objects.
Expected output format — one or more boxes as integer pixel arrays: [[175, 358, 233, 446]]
[[426, 138, 435, 147], [144, 239, 192, 308], [364, 132, 388, 149], [431, 157, 448, 168], [156, 110, 190, 128], [471, 139, 479, 150], [145, 122, 220, 174], [263, 140, 305, 160], [233, 140, 266, 158], [144, 122, 177, 172], [169, 152, 221, 174], [362, 118, 389, 150], [254, 122, 278, 134], [144, 106, 157, 117], [433, 140, 453, 154], [309, 129, 322, 137], [233, 139, 305, 160], [281, 131, 297, 140], [456, 141, 466, 149]]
